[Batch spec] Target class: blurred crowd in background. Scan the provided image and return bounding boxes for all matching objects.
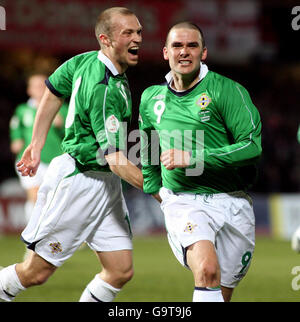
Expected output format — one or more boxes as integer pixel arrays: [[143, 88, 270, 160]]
[[0, 0, 299, 194]]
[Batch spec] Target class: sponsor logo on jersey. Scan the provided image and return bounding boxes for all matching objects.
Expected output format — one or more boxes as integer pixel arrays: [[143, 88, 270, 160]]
[[196, 93, 211, 110], [49, 242, 62, 254], [152, 94, 165, 100], [105, 115, 120, 133], [184, 222, 198, 234]]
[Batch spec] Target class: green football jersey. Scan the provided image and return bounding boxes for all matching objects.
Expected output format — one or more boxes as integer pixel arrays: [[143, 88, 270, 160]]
[[46, 51, 132, 172], [139, 65, 262, 194], [10, 99, 67, 163], [297, 124, 300, 144]]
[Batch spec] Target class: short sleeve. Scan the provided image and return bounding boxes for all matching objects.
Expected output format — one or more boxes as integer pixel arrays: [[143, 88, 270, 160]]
[[46, 56, 76, 98]]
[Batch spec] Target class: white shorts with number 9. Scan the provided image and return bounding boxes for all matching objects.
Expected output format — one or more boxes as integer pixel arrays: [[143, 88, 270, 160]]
[[159, 187, 255, 288], [21, 153, 132, 267]]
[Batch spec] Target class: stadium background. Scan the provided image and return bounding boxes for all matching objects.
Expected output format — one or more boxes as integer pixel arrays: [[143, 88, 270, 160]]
[[0, 0, 300, 302]]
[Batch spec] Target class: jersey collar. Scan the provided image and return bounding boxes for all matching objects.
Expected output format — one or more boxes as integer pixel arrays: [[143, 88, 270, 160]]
[[165, 62, 209, 88], [97, 51, 119, 76]]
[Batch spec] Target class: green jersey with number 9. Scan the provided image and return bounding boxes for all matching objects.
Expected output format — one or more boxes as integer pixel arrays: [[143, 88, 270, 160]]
[[46, 50, 132, 172], [139, 64, 262, 194]]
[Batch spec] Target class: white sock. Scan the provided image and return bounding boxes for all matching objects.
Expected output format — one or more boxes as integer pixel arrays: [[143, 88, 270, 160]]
[[79, 274, 121, 302], [0, 264, 26, 301], [193, 287, 224, 302]]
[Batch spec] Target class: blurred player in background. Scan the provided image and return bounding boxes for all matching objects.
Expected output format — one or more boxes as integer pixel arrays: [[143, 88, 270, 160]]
[[139, 22, 262, 302], [0, 7, 152, 302], [9, 73, 67, 223]]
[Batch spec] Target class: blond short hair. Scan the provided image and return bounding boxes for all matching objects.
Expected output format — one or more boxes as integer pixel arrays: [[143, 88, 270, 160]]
[[95, 7, 135, 48]]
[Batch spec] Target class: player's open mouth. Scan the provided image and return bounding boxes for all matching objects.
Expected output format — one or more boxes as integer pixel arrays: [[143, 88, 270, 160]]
[[179, 60, 192, 65], [128, 47, 139, 56]]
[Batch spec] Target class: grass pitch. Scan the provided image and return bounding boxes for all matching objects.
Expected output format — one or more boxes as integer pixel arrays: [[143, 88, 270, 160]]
[[0, 234, 299, 302]]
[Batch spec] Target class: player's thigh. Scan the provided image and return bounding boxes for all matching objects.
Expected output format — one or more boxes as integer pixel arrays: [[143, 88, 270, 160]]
[[96, 249, 133, 288], [186, 240, 221, 285], [96, 250, 133, 274], [86, 187, 133, 254], [217, 196, 255, 288], [186, 240, 220, 272]]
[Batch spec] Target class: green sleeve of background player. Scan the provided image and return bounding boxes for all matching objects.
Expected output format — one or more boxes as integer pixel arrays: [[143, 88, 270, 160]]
[[139, 93, 162, 194], [297, 125, 300, 144], [9, 106, 23, 142], [204, 81, 262, 169]]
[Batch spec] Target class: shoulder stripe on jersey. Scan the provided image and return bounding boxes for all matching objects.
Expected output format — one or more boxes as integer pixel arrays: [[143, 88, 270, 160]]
[[102, 87, 109, 140]]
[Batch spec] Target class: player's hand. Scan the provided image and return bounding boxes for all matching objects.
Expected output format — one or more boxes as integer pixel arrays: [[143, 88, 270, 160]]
[[16, 144, 41, 177], [160, 149, 191, 170]]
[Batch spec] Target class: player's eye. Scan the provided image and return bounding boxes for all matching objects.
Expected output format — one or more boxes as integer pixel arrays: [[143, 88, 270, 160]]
[[172, 42, 183, 48], [123, 30, 133, 35], [188, 42, 200, 48]]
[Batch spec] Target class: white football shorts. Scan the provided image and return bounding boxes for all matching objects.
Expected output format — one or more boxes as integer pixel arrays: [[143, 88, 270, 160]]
[[159, 187, 255, 288], [16, 161, 48, 190], [21, 153, 132, 267]]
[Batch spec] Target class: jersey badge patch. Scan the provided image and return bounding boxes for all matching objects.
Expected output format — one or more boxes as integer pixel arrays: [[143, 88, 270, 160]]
[[49, 242, 62, 254], [196, 93, 211, 110], [106, 115, 120, 133], [184, 222, 198, 234]]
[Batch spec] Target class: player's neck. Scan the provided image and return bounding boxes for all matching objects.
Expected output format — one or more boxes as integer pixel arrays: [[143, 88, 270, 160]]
[[101, 49, 128, 75], [171, 71, 200, 91]]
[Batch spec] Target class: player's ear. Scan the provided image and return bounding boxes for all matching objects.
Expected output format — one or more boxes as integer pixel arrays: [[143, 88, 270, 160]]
[[99, 34, 111, 48], [163, 47, 169, 61], [201, 47, 208, 61]]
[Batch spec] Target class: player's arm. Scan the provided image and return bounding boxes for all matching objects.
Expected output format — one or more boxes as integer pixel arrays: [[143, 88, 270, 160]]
[[204, 81, 262, 169], [160, 149, 191, 170], [17, 89, 63, 177], [105, 151, 143, 190], [105, 151, 161, 203], [139, 95, 162, 199]]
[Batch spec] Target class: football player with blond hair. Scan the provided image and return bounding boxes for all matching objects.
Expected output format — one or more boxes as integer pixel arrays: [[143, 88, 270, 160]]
[[1, 7, 151, 302]]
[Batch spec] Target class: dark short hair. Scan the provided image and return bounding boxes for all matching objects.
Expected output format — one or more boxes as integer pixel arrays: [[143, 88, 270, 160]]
[[95, 7, 135, 48], [165, 22, 205, 48]]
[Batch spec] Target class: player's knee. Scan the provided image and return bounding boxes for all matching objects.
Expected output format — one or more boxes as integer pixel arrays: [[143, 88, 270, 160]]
[[28, 266, 55, 286], [17, 258, 56, 288], [117, 266, 134, 287], [32, 271, 49, 285], [198, 261, 219, 286], [110, 266, 134, 288]]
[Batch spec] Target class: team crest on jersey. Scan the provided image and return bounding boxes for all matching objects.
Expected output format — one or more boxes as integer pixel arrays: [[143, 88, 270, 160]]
[[105, 115, 120, 133], [196, 93, 211, 110], [184, 222, 198, 234], [49, 242, 62, 254]]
